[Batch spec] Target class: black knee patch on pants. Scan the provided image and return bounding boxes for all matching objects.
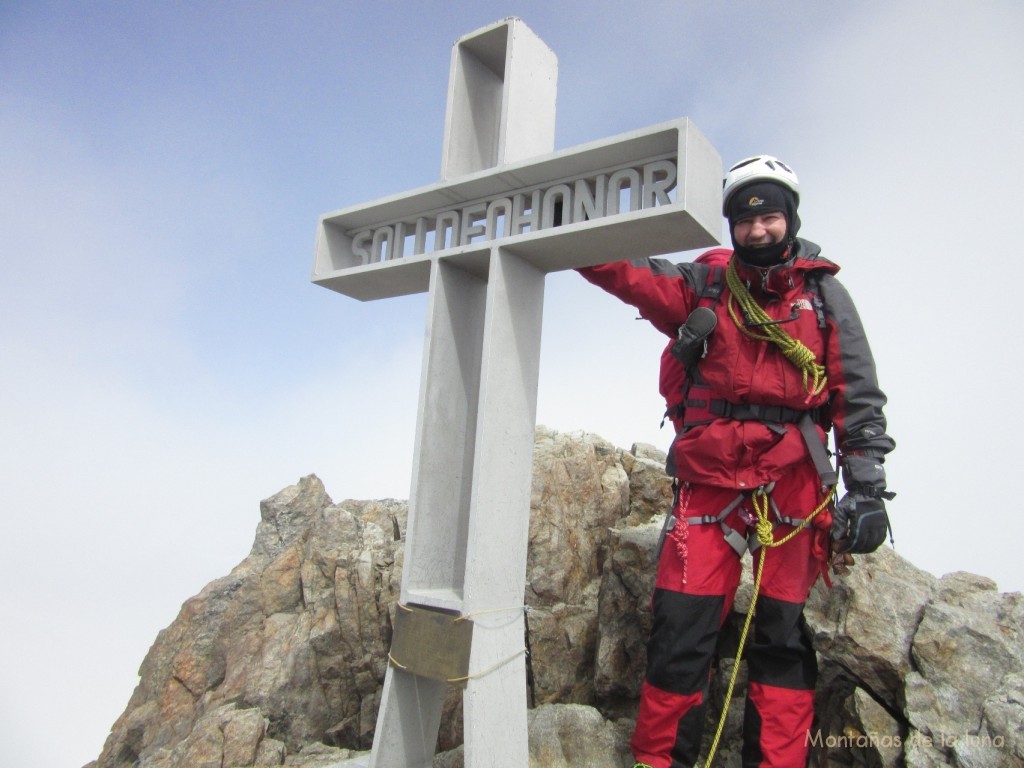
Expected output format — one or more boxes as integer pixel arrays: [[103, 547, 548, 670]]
[[746, 595, 817, 689], [647, 589, 725, 694]]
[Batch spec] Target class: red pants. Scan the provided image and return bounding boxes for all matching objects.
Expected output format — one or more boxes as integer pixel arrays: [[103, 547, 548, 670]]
[[632, 466, 831, 768]]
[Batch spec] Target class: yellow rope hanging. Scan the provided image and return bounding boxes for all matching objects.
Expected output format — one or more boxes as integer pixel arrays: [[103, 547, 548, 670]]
[[725, 260, 827, 398], [701, 486, 834, 768]]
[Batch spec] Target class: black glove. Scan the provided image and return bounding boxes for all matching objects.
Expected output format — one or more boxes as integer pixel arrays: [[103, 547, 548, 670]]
[[841, 454, 887, 490], [833, 454, 895, 554]]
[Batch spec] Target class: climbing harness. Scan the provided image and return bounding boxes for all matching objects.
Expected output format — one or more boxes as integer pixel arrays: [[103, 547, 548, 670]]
[[725, 259, 827, 398], [701, 485, 835, 768], [660, 479, 825, 574]]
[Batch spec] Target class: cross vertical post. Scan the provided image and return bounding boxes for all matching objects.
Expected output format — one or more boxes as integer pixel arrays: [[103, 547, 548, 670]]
[[311, 18, 722, 768]]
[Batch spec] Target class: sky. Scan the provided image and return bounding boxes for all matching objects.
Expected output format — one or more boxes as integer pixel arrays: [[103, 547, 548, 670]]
[[2, 1, 1022, 766]]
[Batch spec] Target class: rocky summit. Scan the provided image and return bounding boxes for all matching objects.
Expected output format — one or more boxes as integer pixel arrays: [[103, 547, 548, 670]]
[[87, 427, 1022, 768]]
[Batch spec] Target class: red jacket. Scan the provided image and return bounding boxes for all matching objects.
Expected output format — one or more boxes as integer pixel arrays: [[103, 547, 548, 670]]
[[580, 239, 894, 490]]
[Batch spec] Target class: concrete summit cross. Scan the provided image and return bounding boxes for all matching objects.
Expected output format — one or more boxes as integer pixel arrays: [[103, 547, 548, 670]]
[[311, 18, 721, 767]]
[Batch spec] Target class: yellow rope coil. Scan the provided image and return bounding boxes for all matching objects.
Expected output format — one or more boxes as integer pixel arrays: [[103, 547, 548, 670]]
[[725, 260, 827, 397], [702, 487, 834, 768]]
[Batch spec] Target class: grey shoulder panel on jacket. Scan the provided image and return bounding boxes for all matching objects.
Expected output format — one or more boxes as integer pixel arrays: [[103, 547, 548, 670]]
[[629, 256, 707, 284], [817, 273, 896, 456]]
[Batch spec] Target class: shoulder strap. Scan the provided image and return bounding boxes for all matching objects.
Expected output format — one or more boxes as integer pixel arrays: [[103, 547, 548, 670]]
[[693, 263, 725, 307]]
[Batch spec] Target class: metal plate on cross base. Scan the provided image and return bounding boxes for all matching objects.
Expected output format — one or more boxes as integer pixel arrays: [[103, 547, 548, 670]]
[[389, 604, 474, 689]]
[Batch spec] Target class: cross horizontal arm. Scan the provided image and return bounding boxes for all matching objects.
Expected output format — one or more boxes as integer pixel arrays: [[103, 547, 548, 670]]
[[312, 119, 721, 302]]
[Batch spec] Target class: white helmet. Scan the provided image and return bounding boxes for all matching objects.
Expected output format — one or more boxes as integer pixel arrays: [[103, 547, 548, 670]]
[[722, 156, 800, 215]]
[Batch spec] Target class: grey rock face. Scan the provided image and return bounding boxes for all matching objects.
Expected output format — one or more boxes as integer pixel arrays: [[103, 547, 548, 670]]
[[91, 429, 1023, 768]]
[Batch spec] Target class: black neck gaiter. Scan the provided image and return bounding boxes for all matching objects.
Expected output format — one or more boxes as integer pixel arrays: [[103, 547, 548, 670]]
[[734, 238, 790, 267]]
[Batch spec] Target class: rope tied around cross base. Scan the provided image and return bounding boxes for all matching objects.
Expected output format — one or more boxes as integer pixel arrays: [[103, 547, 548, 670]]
[[701, 486, 834, 768], [386, 648, 528, 683], [725, 259, 827, 398]]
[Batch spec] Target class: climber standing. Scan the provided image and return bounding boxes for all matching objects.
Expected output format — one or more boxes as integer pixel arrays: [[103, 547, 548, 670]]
[[578, 156, 895, 768]]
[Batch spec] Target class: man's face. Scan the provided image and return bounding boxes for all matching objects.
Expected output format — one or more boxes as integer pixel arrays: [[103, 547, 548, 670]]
[[732, 212, 787, 250]]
